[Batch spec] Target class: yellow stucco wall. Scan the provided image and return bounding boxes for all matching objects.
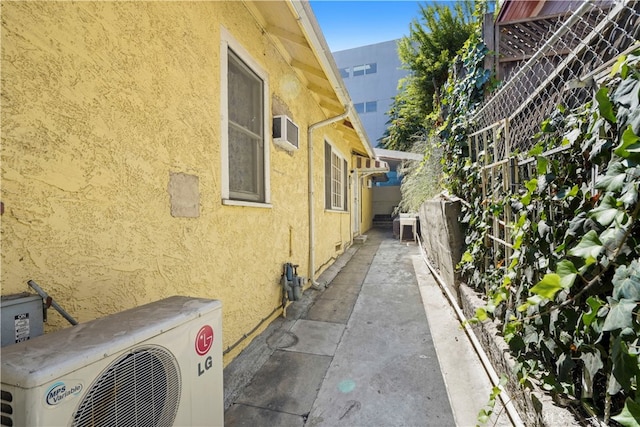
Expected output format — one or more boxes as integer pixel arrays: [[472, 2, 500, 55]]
[[360, 178, 375, 233], [1, 1, 369, 364]]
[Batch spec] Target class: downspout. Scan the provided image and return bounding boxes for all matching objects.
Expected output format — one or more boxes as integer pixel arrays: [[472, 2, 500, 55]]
[[308, 107, 351, 288]]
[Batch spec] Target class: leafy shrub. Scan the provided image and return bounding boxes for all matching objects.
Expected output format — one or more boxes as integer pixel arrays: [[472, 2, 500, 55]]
[[454, 49, 640, 425]]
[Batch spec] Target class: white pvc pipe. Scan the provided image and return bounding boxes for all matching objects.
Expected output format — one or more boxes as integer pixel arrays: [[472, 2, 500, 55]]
[[417, 243, 525, 427], [307, 108, 351, 286]]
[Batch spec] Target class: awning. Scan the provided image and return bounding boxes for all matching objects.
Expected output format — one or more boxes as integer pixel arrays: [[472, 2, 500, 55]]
[[354, 156, 390, 174]]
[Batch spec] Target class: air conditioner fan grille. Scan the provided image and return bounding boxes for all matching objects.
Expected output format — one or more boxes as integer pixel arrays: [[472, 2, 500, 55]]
[[0, 390, 13, 426], [72, 346, 181, 427]]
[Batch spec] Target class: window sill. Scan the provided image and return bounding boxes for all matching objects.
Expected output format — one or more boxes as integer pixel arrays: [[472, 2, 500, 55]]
[[325, 209, 349, 214], [223, 199, 273, 209]]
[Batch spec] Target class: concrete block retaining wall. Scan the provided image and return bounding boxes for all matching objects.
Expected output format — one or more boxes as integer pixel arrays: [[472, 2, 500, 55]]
[[418, 197, 464, 305], [459, 285, 580, 426], [419, 196, 579, 426]]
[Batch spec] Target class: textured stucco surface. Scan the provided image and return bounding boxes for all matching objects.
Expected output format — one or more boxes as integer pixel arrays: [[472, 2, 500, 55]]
[[360, 178, 374, 232], [372, 185, 401, 216], [1, 1, 372, 365]]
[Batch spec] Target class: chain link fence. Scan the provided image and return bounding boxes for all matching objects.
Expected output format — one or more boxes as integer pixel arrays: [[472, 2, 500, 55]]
[[469, 0, 640, 264]]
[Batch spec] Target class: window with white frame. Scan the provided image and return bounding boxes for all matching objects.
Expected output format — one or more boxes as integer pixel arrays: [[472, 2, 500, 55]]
[[354, 101, 377, 114], [324, 141, 348, 211], [352, 63, 377, 76], [221, 28, 270, 205]]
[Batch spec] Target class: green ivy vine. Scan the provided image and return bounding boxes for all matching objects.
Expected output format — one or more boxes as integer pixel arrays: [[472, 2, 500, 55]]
[[451, 48, 640, 425]]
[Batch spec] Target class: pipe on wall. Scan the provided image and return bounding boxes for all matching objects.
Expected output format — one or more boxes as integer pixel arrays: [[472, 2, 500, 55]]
[[307, 108, 351, 287]]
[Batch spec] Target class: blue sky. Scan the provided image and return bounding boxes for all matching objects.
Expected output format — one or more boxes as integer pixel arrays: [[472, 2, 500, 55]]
[[310, 1, 425, 52]]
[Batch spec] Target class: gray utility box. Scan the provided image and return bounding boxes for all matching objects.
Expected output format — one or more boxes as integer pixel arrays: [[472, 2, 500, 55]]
[[1, 293, 44, 347]]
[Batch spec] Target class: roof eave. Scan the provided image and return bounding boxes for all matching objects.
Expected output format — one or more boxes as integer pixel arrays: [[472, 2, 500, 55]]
[[287, 1, 375, 158]]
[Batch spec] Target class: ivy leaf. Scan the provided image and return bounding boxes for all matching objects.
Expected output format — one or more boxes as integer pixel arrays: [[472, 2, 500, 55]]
[[612, 398, 640, 427], [610, 54, 628, 78], [596, 162, 627, 192], [590, 194, 624, 227], [578, 256, 598, 275], [602, 227, 630, 259], [611, 336, 639, 392], [541, 118, 556, 132], [562, 128, 582, 146], [475, 69, 490, 88], [537, 220, 550, 238], [596, 87, 617, 123], [616, 78, 640, 134], [614, 125, 640, 158], [536, 156, 548, 175], [612, 261, 640, 301], [614, 77, 640, 111], [609, 375, 622, 396], [554, 185, 579, 200], [556, 352, 575, 383], [503, 320, 521, 343], [530, 274, 563, 300], [537, 173, 555, 193], [528, 144, 544, 157], [475, 307, 488, 322], [527, 295, 543, 306], [513, 233, 524, 250], [523, 324, 539, 345], [620, 181, 639, 207], [629, 107, 640, 135], [582, 296, 603, 327], [477, 410, 490, 425], [525, 178, 538, 193], [603, 298, 637, 332], [557, 260, 578, 289], [566, 213, 587, 238], [569, 230, 603, 259], [580, 351, 603, 395], [492, 290, 507, 307]]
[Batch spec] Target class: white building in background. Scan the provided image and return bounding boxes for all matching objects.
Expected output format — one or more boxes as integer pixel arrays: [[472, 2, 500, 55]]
[[333, 40, 417, 221], [332, 39, 409, 147]]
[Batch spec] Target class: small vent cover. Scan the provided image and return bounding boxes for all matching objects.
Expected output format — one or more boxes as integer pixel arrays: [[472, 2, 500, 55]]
[[72, 346, 181, 427]]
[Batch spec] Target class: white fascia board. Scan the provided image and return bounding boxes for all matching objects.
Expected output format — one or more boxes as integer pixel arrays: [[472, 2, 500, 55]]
[[288, 0, 375, 159]]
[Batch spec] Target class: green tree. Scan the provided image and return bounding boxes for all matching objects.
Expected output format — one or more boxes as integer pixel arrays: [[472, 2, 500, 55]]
[[380, 0, 477, 151]]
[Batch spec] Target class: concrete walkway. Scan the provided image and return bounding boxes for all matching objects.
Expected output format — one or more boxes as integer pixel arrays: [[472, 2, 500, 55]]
[[224, 228, 512, 426]]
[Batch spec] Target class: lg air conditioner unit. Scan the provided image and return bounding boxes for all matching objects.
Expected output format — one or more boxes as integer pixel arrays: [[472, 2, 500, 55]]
[[273, 115, 299, 151], [1, 296, 223, 427]]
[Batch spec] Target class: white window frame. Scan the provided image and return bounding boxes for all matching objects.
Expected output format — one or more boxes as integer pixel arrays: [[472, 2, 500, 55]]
[[331, 150, 345, 210], [352, 63, 377, 76], [354, 101, 377, 114], [325, 140, 348, 212], [220, 27, 271, 208]]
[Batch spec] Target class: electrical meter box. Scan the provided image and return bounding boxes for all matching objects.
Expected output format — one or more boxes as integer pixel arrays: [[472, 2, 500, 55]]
[[1, 293, 44, 347]]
